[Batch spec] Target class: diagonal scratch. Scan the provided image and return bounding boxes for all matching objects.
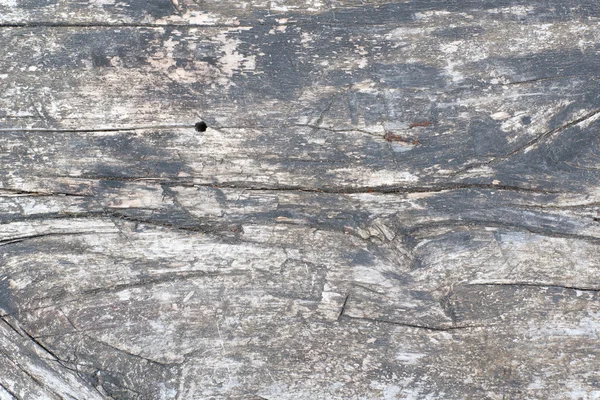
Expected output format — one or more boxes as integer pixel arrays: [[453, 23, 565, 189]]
[[170, 0, 183, 15], [455, 108, 600, 175], [337, 294, 350, 321], [0, 381, 18, 399]]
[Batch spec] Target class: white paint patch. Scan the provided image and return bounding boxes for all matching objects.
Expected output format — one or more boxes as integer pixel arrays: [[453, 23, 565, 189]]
[[564, 382, 600, 400], [301, 32, 314, 44], [577, 109, 600, 129], [390, 142, 417, 153], [443, 60, 464, 83], [270, 2, 290, 12], [117, 291, 131, 301], [8, 278, 32, 290], [382, 385, 402, 399], [156, 11, 239, 26], [269, 0, 326, 12], [146, 28, 255, 86], [19, 199, 56, 215], [356, 58, 368, 69], [384, 121, 409, 131], [414, 10, 452, 20], [385, 27, 428, 40], [353, 79, 378, 94], [491, 111, 511, 120], [326, 167, 419, 186], [157, 384, 178, 400], [487, 5, 535, 16], [395, 352, 426, 364], [90, 0, 116, 5], [352, 267, 396, 289], [537, 316, 600, 338], [214, 29, 257, 81]]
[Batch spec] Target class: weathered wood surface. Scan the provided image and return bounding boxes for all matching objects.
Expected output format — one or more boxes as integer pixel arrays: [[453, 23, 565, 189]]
[[1, 0, 600, 399]]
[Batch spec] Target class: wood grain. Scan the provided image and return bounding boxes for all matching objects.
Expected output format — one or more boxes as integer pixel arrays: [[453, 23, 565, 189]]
[[1, 1, 600, 399]]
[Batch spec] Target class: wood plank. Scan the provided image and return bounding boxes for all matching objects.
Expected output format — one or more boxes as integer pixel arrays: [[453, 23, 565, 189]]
[[1, 4, 599, 193], [0, 0, 415, 26], [2, 185, 600, 398], [1, 0, 600, 399], [3, 1, 597, 26]]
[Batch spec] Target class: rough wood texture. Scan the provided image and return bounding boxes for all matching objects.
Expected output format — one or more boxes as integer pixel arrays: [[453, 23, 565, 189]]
[[1, 0, 600, 399]]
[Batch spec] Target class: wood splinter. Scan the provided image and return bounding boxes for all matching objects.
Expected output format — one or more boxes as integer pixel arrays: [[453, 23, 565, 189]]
[[409, 121, 430, 128], [384, 131, 419, 145]]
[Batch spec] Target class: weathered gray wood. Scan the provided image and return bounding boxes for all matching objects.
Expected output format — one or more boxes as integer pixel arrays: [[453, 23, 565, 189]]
[[0, 0, 404, 26], [1, 1, 600, 399], [4, 1, 595, 26]]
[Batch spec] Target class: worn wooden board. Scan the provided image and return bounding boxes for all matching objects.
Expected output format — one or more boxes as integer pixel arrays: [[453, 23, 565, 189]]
[[1, 1, 600, 399]]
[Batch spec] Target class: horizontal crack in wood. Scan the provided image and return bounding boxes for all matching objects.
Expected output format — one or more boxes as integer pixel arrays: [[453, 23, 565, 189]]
[[467, 282, 600, 292], [0, 188, 90, 197], [405, 219, 600, 243], [342, 315, 482, 331], [50, 176, 558, 195], [499, 74, 597, 86], [0, 22, 238, 28], [0, 124, 192, 133], [78, 270, 248, 298], [84, 335, 179, 367], [0, 232, 113, 246]]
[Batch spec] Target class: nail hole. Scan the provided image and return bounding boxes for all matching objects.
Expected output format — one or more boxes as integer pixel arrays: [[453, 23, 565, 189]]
[[195, 121, 207, 132]]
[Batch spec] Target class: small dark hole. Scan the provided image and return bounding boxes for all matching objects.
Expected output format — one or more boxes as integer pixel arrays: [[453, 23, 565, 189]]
[[195, 121, 207, 132], [521, 116, 532, 125]]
